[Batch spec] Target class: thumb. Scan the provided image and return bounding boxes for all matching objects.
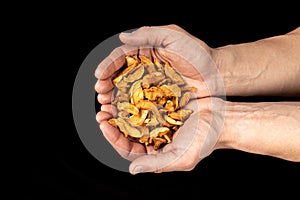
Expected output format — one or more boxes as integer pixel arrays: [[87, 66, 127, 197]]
[[129, 148, 186, 175], [119, 26, 179, 47]]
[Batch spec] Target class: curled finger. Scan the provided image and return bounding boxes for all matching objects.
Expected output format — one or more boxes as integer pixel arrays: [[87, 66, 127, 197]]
[[95, 45, 138, 80]]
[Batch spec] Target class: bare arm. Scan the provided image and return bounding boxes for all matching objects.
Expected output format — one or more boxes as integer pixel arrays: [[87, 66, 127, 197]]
[[213, 27, 300, 96], [217, 101, 300, 162]]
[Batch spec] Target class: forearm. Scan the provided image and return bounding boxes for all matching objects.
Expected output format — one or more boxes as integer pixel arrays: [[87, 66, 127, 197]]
[[212, 27, 300, 96], [217, 101, 300, 162]]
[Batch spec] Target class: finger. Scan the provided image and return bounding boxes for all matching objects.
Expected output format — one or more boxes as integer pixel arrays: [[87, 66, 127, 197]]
[[173, 101, 222, 158], [129, 147, 196, 175], [120, 24, 201, 47], [97, 90, 114, 104], [100, 104, 117, 117], [96, 111, 112, 124], [95, 45, 138, 79], [119, 24, 195, 47], [119, 26, 180, 47], [189, 97, 225, 112], [138, 47, 154, 61], [100, 121, 146, 160], [184, 98, 207, 110], [94, 78, 114, 94]]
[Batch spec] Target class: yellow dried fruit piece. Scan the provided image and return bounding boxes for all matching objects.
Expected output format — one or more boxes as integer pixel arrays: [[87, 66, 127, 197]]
[[118, 111, 129, 119], [163, 134, 171, 143], [117, 102, 139, 115], [168, 109, 193, 121], [110, 117, 142, 138], [165, 84, 182, 97], [124, 65, 145, 83], [140, 55, 157, 74], [130, 82, 144, 105], [164, 61, 185, 85], [164, 116, 183, 126], [165, 100, 176, 112], [154, 57, 164, 72], [145, 114, 159, 127], [153, 138, 167, 150], [179, 91, 191, 107], [126, 55, 139, 67], [139, 55, 152, 64], [135, 100, 156, 110], [122, 119, 143, 138], [109, 118, 129, 137], [149, 105, 166, 125], [181, 86, 198, 92], [142, 72, 165, 89], [149, 127, 170, 138], [143, 86, 165, 101], [113, 56, 140, 84], [108, 118, 118, 127], [129, 109, 149, 126], [129, 80, 142, 97]]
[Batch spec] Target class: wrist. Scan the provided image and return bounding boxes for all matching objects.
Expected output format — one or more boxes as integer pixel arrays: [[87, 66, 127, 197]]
[[213, 101, 241, 150], [211, 46, 254, 96], [214, 101, 300, 162], [214, 101, 264, 150]]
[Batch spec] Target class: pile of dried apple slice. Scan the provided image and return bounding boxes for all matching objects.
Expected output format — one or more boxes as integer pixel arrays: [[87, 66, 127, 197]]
[[108, 55, 197, 150]]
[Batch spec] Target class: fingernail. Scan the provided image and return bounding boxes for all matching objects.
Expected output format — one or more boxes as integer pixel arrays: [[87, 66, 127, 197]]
[[120, 32, 131, 38], [132, 165, 144, 174]]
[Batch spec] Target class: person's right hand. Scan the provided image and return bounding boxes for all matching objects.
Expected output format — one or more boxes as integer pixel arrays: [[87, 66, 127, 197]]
[[95, 24, 225, 106], [97, 97, 226, 174]]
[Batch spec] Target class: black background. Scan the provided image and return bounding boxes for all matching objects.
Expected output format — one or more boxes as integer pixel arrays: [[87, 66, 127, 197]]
[[26, 3, 300, 199]]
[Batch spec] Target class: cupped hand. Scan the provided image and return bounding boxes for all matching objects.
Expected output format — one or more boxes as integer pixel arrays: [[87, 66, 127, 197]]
[[95, 24, 224, 106], [96, 97, 226, 174]]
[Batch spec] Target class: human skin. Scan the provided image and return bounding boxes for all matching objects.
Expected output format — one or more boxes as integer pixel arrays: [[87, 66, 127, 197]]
[[95, 25, 300, 100], [97, 98, 300, 174], [94, 25, 300, 174], [212, 26, 300, 96], [217, 101, 300, 163]]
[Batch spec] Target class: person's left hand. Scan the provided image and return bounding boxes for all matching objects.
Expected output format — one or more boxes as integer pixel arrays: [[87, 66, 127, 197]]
[[94, 25, 224, 106]]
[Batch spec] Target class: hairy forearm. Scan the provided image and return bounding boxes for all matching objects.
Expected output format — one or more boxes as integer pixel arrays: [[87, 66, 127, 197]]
[[217, 101, 300, 162], [213, 27, 300, 96]]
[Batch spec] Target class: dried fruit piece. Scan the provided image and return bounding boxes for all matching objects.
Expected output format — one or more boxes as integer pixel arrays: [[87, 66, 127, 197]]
[[142, 72, 165, 89], [139, 55, 153, 65], [164, 116, 183, 126], [153, 137, 167, 150], [145, 113, 159, 127], [123, 65, 145, 83], [179, 91, 191, 107], [143, 86, 164, 101], [165, 100, 176, 112], [108, 55, 197, 150], [164, 61, 185, 85], [165, 84, 182, 97], [168, 109, 193, 121], [117, 102, 139, 115], [108, 118, 118, 127], [113, 56, 140, 84], [129, 109, 149, 126], [130, 81, 144, 105], [150, 127, 170, 138]]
